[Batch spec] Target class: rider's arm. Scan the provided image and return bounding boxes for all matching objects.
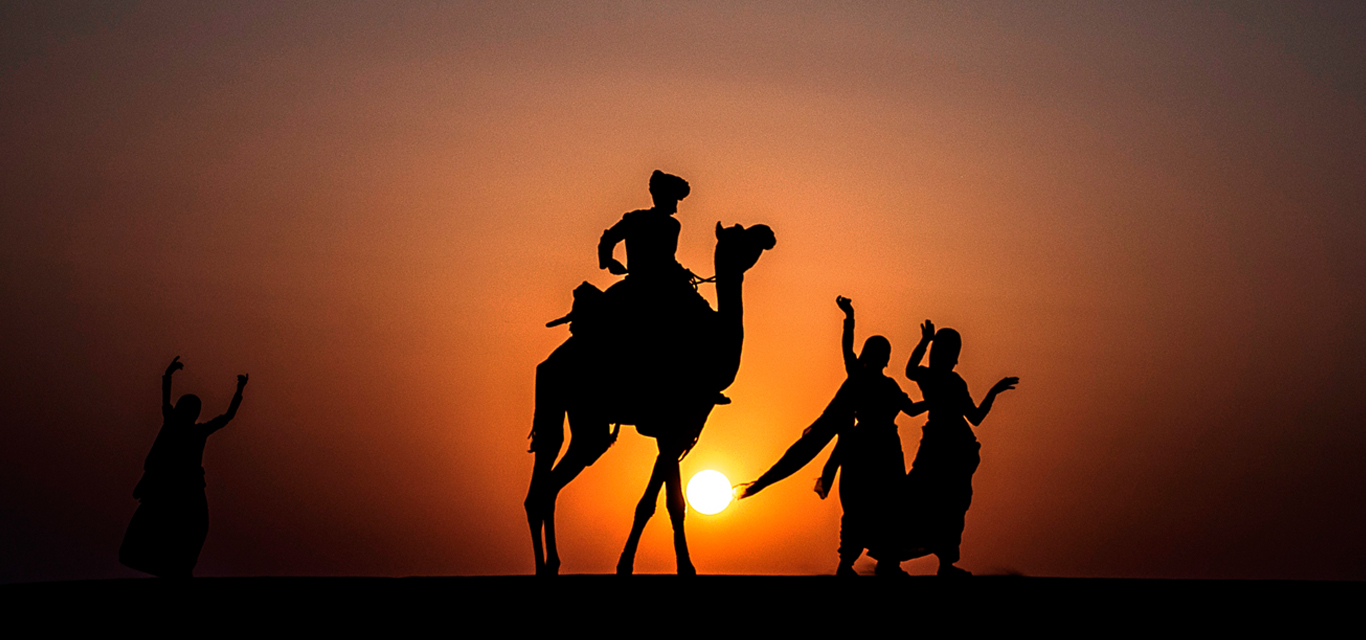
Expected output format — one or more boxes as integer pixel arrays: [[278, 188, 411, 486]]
[[598, 217, 628, 272]]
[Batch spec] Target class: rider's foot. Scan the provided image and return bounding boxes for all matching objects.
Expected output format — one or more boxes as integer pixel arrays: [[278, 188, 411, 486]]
[[714, 393, 731, 405]]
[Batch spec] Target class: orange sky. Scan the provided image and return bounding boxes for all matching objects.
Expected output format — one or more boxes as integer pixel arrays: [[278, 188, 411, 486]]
[[3, 2, 1364, 581]]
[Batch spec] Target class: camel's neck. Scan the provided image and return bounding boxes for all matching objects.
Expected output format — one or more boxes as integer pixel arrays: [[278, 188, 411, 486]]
[[710, 271, 745, 392], [716, 272, 743, 320]]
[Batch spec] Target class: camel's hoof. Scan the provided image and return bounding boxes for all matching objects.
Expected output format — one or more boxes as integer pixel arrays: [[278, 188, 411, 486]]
[[616, 555, 635, 575], [937, 564, 972, 578], [875, 562, 909, 577], [677, 562, 697, 576]]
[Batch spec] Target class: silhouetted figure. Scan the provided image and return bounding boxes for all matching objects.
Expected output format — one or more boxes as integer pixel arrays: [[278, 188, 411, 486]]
[[599, 170, 691, 281], [596, 170, 699, 307], [525, 172, 776, 576], [119, 357, 247, 578], [739, 297, 924, 576], [590, 171, 718, 398], [903, 321, 1017, 577]]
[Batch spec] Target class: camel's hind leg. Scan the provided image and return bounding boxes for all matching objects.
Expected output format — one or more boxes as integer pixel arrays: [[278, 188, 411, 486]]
[[539, 415, 611, 574], [526, 355, 566, 576], [526, 460, 553, 575], [617, 454, 668, 575], [529, 343, 610, 576], [617, 432, 697, 576], [528, 425, 610, 576], [527, 341, 616, 576], [662, 451, 696, 575]]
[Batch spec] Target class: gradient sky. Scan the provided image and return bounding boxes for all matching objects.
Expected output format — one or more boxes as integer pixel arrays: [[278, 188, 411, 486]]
[[3, 1, 1364, 582]]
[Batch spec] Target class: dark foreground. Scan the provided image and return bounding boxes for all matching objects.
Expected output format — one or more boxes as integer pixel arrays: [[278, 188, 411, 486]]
[[4, 575, 1357, 631]]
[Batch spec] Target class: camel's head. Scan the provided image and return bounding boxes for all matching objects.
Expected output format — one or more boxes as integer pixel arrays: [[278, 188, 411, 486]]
[[714, 222, 776, 276]]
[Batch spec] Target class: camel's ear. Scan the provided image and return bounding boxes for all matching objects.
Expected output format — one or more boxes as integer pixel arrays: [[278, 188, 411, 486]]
[[715, 221, 723, 238]]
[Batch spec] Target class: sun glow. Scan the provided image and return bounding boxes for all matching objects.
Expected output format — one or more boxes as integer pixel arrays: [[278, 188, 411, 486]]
[[686, 470, 734, 515]]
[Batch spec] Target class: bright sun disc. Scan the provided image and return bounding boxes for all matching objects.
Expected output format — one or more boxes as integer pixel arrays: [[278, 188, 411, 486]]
[[686, 470, 733, 515]]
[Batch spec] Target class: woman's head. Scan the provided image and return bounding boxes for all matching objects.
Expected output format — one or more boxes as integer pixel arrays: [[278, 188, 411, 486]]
[[930, 328, 961, 370], [649, 170, 690, 207], [174, 394, 201, 424], [859, 335, 891, 370]]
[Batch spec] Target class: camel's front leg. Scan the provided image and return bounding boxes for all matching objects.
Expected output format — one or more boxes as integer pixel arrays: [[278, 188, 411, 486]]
[[617, 455, 669, 575], [663, 457, 696, 575]]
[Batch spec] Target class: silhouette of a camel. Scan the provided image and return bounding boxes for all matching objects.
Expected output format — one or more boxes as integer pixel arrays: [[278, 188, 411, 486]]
[[525, 222, 775, 575]]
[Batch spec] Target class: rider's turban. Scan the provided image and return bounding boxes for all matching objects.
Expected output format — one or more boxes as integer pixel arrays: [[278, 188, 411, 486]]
[[650, 170, 690, 202]]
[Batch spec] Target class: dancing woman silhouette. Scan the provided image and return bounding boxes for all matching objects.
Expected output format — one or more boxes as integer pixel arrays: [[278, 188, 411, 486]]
[[740, 297, 924, 575], [904, 321, 1017, 576], [119, 356, 247, 577]]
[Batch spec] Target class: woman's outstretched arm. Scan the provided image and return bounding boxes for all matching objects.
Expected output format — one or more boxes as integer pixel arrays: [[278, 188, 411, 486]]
[[162, 356, 183, 418], [964, 376, 1018, 426], [739, 381, 853, 498], [815, 439, 843, 499], [837, 296, 857, 376], [905, 320, 934, 379], [204, 374, 248, 434]]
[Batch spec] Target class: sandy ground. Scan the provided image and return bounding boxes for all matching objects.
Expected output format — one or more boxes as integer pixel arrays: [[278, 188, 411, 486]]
[[3, 575, 1357, 632]]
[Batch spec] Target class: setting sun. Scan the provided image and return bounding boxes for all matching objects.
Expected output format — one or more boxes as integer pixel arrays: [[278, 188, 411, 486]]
[[686, 470, 734, 516]]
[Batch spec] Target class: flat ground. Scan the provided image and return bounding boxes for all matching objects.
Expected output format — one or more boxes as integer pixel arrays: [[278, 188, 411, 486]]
[[4, 575, 1356, 632]]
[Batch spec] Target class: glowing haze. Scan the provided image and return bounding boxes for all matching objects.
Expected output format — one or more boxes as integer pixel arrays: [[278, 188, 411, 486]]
[[2, 2, 1364, 582]]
